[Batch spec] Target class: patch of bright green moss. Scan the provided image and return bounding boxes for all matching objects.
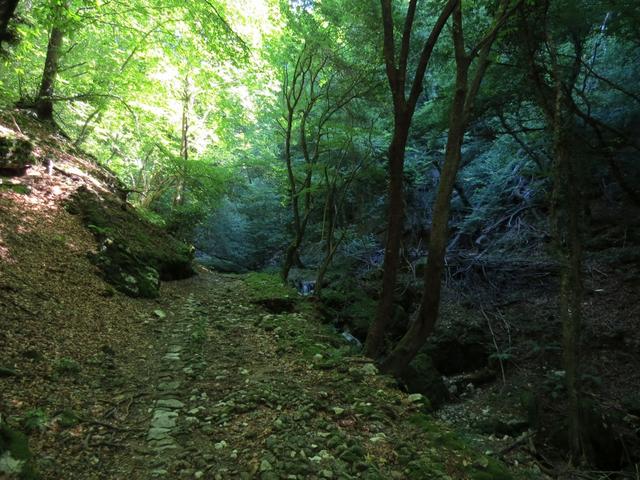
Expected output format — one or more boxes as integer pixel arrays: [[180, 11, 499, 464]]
[[245, 272, 297, 301]]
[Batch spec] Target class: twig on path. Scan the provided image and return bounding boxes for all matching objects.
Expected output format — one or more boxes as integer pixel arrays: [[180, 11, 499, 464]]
[[480, 306, 507, 389], [82, 432, 93, 450], [84, 419, 143, 433]]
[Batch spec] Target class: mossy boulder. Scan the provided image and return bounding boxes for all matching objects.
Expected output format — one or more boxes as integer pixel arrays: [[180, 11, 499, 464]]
[[0, 132, 33, 176], [91, 238, 161, 298], [401, 353, 449, 408], [66, 186, 194, 297]]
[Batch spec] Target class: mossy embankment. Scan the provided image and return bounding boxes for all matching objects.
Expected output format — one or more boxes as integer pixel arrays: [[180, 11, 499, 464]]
[[65, 186, 194, 298], [0, 110, 194, 299]]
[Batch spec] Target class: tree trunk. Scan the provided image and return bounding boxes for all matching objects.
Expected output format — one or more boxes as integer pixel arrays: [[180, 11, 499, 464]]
[[380, 62, 468, 375], [363, 0, 458, 359], [35, 18, 65, 121], [281, 236, 302, 281], [315, 201, 343, 296], [551, 90, 585, 464], [315, 187, 335, 296], [377, 0, 509, 374], [0, 0, 19, 43], [364, 122, 409, 357]]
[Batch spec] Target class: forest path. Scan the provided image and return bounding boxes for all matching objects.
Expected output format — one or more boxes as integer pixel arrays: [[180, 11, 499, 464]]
[[98, 269, 388, 480], [95, 269, 518, 480], [8, 267, 516, 480], [117, 271, 310, 479], [124, 272, 290, 478]]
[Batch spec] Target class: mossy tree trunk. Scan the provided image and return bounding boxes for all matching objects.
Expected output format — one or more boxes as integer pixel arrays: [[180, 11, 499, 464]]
[[521, 9, 587, 461]]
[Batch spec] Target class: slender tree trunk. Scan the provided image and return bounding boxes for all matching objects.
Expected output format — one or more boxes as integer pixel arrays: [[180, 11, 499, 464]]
[[282, 98, 315, 281], [0, 0, 19, 43], [281, 101, 300, 281], [174, 76, 191, 207], [35, 1, 68, 121], [551, 86, 585, 464], [315, 187, 343, 296], [555, 143, 584, 462], [315, 187, 335, 296]]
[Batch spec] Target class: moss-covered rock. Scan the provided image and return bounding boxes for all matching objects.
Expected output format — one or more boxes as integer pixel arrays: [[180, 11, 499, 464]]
[[66, 186, 194, 297], [0, 131, 33, 176], [90, 238, 161, 298], [0, 422, 39, 479], [401, 353, 449, 408]]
